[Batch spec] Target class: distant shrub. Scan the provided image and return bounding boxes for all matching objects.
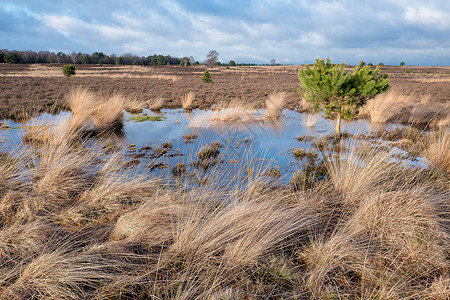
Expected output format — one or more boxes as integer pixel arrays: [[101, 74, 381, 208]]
[[400, 61, 405, 66], [0, 51, 4, 63], [229, 60, 236, 66], [62, 65, 76, 77], [367, 63, 373, 66], [405, 69, 410, 74], [358, 61, 366, 66], [378, 62, 384, 66], [202, 70, 212, 83]]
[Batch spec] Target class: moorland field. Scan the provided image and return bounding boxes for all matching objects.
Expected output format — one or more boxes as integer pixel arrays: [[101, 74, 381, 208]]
[[0, 63, 449, 299]]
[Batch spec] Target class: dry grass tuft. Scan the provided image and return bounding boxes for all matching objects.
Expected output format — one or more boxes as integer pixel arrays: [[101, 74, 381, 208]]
[[65, 87, 126, 133], [181, 91, 195, 110], [265, 91, 286, 119], [360, 89, 449, 126], [423, 129, 450, 172], [300, 113, 321, 127], [147, 96, 165, 112]]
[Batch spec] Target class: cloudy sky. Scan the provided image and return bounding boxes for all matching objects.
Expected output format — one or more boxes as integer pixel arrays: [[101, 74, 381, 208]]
[[1, 0, 449, 65]]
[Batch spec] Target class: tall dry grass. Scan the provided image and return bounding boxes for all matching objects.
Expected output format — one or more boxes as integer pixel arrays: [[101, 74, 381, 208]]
[[360, 89, 449, 127], [65, 87, 126, 133], [181, 91, 195, 110], [265, 91, 286, 119], [423, 129, 450, 172], [300, 113, 321, 128], [147, 96, 165, 112], [0, 101, 448, 298]]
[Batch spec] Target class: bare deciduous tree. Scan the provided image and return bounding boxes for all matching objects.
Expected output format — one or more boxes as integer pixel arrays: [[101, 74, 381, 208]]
[[271, 58, 276, 66], [206, 50, 219, 67]]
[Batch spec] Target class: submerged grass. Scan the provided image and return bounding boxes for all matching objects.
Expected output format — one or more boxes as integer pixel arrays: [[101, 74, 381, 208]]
[[0, 99, 448, 299], [127, 115, 166, 122]]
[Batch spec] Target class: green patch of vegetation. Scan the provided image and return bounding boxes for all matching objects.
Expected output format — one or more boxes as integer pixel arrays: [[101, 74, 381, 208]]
[[298, 58, 389, 134], [127, 115, 166, 122], [201, 70, 212, 83], [62, 64, 76, 77]]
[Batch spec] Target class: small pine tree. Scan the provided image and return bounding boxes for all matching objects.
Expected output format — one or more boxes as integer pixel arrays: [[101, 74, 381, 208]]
[[62, 64, 76, 77], [298, 58, 389, 134], [202, 70, 212, 83]]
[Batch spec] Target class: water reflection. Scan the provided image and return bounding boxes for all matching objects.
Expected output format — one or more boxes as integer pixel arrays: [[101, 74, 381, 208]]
[[1, 108, 426, 187]]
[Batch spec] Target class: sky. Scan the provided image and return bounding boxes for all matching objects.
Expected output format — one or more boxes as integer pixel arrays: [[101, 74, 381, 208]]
[[1, 0, 449, 65]]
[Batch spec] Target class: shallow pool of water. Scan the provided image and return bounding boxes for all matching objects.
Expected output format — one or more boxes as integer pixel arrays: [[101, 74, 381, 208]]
[[0, 109, 426, 187]]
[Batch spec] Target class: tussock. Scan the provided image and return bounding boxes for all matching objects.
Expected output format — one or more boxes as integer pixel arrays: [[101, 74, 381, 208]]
[[66, 87, 126, 133], [360, 89, 449, 126], [423, 129, 450, 172], [147, 96, 165, 112], [265, 91, 286, 119], [181, 91, 195, 110]]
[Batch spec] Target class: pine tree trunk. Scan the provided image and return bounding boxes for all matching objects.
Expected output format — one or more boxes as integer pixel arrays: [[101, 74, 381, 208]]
[[335, 113, 341, 135]]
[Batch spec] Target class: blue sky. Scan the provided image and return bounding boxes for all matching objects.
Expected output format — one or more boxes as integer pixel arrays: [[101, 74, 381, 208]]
[[1, 0, 449, 65]]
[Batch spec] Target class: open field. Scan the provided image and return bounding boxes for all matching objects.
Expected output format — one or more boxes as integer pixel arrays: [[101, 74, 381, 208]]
[[0, 64, 449, 121], [0, 66, 449, 298]]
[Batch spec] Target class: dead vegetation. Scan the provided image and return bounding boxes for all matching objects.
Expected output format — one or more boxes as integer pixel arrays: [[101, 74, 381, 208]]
[[0, 105, 448, 299], [360, 89, 449, 127]]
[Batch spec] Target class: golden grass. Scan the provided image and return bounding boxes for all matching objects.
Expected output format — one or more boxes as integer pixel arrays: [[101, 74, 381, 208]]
[[0, 65, 181, 81], [265, 91, 286, 119], [181, 91, 195, 110], [300, 113, 321, 127], [423, 129, 450, 172], [147, 96, 165, 112], [360, 89, 449, 126], [0, 101, 448, 298], [65, 87, 126, 133]]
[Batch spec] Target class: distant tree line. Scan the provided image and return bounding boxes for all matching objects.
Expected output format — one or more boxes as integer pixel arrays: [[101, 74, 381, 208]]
[[0, 49, 269, 67], [0, 49, 186, 66]]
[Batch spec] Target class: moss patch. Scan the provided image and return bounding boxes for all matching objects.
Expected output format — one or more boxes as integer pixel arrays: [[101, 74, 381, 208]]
[[127, 115, 166, 122]]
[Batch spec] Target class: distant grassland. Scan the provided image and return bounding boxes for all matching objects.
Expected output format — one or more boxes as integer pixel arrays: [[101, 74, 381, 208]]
[[0, 64, 449, 122]]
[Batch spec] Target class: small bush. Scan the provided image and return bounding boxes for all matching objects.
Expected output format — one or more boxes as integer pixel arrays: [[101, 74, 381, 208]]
[[400, 61, 405, 66], [202, 70, 212, 83], [62, 65, 76, 77], [406, 69, 410, 74]]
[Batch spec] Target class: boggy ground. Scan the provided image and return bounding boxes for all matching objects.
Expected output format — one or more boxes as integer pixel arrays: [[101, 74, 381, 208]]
[[0, 89, 449, 298], [0, 63, 449, 121]]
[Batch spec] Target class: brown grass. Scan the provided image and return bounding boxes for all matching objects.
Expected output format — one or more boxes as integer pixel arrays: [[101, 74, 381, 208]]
[[423, 129, 450, 172], [0, 100, 448, 298], [147, 96, 165, 112], [265, 91, 286, 119], [360, 89, 449, 126], [181, 91, 195, 110]]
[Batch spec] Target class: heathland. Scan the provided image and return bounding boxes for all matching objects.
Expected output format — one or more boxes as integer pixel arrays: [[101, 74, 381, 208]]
[[0, 63, 449, 299]]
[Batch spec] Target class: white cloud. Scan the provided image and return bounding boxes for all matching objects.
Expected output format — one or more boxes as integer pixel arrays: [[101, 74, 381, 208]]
[[403, 7, 450, 29], [40, 14, 147, 44]]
